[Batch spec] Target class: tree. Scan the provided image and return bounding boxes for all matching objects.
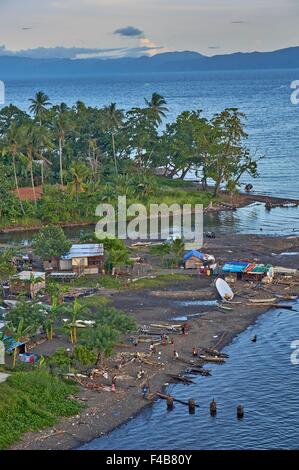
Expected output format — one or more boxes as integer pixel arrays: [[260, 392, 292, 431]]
[[52, 104, 72, 186], [0, 249, 16, 283], [81, 323, 119, 366], [145, 92, 168, 125], [103, 103, 124, 174], [69, 162, 90, 201], [33, 225, 72, 260], [1, 122, 26, 215], [29, 91, 51, 126], [170, 238, 185, 266], [5, 300, 45, 333], [6, 318, 34, 367], [209, 108, 258, 196]]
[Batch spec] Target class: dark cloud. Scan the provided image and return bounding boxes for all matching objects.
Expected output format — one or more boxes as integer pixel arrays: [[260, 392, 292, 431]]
[[231, 21, 249, 24], [208, 46, 220, 49], [114, 26, 144, 38], [22, 27, 32, 30]]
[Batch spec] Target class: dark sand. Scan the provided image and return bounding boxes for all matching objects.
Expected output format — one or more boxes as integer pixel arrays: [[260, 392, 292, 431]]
[[10, 233, 299, 450]]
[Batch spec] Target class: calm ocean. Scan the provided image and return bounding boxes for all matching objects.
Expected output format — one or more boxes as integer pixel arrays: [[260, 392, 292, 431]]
[[3, 68, 299, 199]]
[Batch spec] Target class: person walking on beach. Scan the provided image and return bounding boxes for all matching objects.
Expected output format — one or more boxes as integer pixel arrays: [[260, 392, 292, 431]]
[[173, 350, 179, 360], [111, 375, 117, 391]]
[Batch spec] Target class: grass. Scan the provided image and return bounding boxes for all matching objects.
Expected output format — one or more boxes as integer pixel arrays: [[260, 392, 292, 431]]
[[0, 370, 83, 450], [78, 294, 111, 309], [61, 275, 124, 290], [129, 273, 189, 289]]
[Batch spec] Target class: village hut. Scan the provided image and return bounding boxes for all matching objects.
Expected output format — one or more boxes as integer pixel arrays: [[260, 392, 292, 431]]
[[59, 244, 104, 275]]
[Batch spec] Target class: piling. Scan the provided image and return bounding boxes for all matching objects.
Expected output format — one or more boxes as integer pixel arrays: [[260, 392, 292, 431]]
[[210, 399, 217, 416], [237, 404, 244, 419], [188, 399, 196, 414], [166, 395, 174, 410]]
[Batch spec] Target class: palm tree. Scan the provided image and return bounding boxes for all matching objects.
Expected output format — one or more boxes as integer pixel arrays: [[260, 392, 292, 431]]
[[8, 318, 33, 368], [103, 103, 124, 174], [23, 123, 38, 206], [2, 122, 26, 215], [145, 92, 168, 125], [29, 91, 51, 125], [32, 125, 53, 184], [52, 105, 72, 186], [69, 162, 89, 201]]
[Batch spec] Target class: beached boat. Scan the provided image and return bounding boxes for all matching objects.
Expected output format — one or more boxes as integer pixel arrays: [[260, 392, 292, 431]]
[[249, 298, 277, 304], [215, 278, 234, 301]]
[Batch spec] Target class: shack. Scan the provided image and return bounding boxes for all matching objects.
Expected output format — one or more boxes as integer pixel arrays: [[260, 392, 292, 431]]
[[10, 271, 46, 298], [183, 250, 215, 270], [60, 244, 104, 275], [222, 262, 274, 282]]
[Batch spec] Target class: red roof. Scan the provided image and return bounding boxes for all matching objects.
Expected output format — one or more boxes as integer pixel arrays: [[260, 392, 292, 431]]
[[14, 186, 43, 201]]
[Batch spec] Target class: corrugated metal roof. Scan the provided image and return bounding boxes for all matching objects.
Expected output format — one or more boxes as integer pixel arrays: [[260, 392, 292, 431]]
[[61, 244, 104, 260]]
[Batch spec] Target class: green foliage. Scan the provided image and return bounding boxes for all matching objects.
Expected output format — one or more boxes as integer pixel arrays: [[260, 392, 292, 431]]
[[5, 300, 46, 334], [74, 345, 97, 366], [81, 323, 120, 364], [47, 348, 73, 373], [0, 370, 82, 449], [33, 225, 72, 259], [0, 249, 16, 282]]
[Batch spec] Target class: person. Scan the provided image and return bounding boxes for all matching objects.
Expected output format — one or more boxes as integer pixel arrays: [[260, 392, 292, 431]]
[[149, 342, 156, 354], [133, 338, 138, 347], [192, 347, 198, 357], [142, 384, 149, 399], [137, 367, 145, 379], [173, 350, 179, 360], [111, 375, 117, 391]]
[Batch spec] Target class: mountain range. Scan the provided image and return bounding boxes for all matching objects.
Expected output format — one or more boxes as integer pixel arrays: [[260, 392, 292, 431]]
[[0, 46, 298, 79]]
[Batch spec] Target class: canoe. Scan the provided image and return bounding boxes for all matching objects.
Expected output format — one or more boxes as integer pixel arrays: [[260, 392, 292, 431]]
[[249, 298, 277, 304], [215, 278, 234, 301]]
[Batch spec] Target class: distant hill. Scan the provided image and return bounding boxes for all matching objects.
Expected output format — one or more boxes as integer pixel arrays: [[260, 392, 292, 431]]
[[0, 47, 298, 79]]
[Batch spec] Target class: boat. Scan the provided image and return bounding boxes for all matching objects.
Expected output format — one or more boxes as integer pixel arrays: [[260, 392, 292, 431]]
[[215, 278, 234, 301], [249, 298, 277, 304]]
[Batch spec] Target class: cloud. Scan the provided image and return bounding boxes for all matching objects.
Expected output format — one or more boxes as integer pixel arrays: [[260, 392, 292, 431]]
[[114, 26, 144, 38], [208, 46, 221, 49], [231, 20, 249, 24], [0, 45, 127, 59]]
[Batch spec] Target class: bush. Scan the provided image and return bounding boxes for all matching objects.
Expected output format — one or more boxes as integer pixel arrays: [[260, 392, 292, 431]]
[[0, 370, 83, 449]]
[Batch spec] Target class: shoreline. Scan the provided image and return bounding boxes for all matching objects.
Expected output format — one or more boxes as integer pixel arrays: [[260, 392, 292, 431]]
[[10, 232, 299, 450], [1, 191, 299, 235]]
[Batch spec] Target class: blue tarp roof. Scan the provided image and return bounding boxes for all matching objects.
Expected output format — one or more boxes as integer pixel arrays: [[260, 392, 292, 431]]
[[3, 335, 26, 353], [222, 262, 249, 273], [183, 250, 205, 261]]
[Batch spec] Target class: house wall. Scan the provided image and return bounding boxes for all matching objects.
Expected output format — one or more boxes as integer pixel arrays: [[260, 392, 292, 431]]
[[184, 256, 203, 270]]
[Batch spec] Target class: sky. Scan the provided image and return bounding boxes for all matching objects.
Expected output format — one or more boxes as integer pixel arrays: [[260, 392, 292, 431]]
[[0, 0, 298, 59]]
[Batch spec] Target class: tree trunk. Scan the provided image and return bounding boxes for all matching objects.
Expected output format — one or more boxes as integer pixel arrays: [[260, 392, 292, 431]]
[[213, 180, 221, 197], [30, 161, 37, 206], [59, 137, 64, 186], [112, 132, 118, 174], [12, 155, 26, 215]]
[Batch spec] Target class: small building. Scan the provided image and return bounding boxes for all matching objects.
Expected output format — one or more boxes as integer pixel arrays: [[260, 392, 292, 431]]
[[183, 250, 206, 269], [10, 271, 46, 298], [222, 262, 273, 282], [60, 244, 104, 275]]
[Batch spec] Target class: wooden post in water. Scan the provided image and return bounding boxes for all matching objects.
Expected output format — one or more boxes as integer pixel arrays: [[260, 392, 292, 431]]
[[237, 405, 244, 419], [167, 395, 174, 410], [188, 399, 196, 414], [210, 399, 217, 416]]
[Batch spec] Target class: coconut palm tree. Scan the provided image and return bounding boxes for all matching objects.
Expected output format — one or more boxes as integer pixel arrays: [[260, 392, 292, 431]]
[[52, 105, 72, 186], [103, 103, 124, 174], [29, 91, 51, 125], [145, 92, 168, 125], [1, 122, 26, 215], [32, 125, 53, 184], [69, 162, 89, 201], [8, 318, 33, 368], [23, 123, 38, 206]]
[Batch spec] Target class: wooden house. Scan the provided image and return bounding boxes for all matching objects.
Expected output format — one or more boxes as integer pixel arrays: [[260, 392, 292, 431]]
[[10, 271, 46, 298], [59, 244, 104, 275]]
